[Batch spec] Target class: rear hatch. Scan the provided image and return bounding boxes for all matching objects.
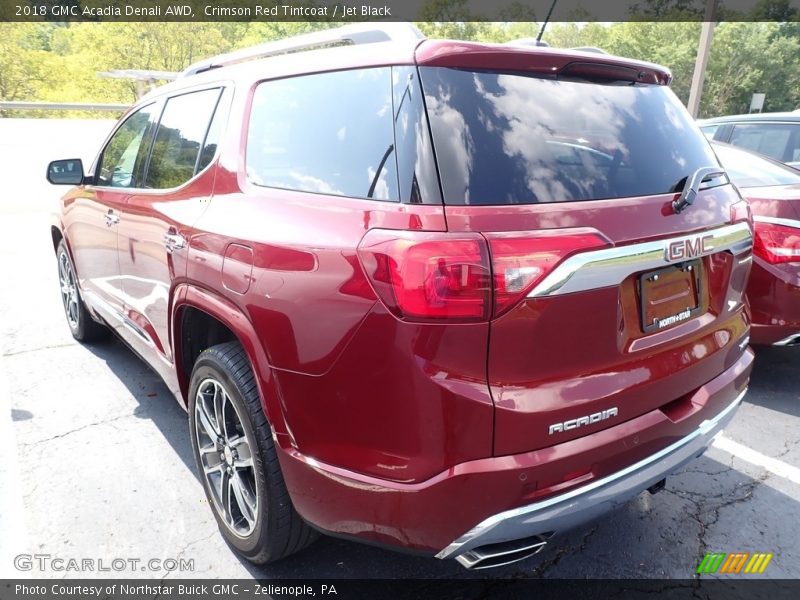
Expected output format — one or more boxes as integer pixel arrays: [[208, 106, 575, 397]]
[[416, 43, 753, 456]]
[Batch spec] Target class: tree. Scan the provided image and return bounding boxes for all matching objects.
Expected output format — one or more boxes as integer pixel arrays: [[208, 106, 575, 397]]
[[0, 23, 55, 102], [2, 20, 798, 118], [702, 22, 800, 115]]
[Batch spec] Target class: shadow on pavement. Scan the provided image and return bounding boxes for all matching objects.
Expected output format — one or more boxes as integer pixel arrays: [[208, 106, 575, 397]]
[[746, 345, 800, 418], [83, 336, 196, 473]]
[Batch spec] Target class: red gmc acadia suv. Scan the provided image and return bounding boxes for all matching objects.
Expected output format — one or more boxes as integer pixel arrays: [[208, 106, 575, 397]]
[[47, 24, 755, 569]]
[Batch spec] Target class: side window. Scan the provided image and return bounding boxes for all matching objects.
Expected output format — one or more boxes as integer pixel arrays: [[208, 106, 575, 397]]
[[197, 88, 231, 172], [700, 124, 719, 140], [145, 88, 222, 189], [247, 67, 399, 201], [97, 105, 156, 188], [392, 66, 441, 204], [788, 129, 800, 163], [729, 123, 795, 162]]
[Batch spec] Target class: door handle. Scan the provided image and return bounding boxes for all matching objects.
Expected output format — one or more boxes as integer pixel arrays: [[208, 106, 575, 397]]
[[163, 231, 187, 253], [105, 210, 120, 227]]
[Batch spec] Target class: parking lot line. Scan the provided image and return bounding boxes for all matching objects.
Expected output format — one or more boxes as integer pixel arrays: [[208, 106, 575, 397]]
[[713, 433, 800, 486]]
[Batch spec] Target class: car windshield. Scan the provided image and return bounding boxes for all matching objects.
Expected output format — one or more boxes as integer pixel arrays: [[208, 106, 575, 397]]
[[712, 143, 800, 188], [419, 67, 721, 205]]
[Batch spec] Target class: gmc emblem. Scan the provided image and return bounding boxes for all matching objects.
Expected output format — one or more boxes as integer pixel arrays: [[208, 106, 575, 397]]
[[666, 234, 713, 262]]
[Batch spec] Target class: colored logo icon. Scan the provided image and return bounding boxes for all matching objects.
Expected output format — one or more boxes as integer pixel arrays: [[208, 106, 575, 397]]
[[697, 552, 773, 574]]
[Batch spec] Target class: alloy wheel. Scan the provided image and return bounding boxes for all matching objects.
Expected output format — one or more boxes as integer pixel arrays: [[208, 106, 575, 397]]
[[58, 250, 79, 330], [194, 378, 260, 538]]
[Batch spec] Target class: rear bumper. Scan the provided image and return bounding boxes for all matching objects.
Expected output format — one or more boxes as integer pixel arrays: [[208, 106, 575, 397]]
[[276, 348, 753, 557], [437, 387, 744, 567]]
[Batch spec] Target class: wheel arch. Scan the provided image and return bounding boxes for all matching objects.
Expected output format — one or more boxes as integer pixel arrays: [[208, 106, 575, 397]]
[[51, 225, 64, 252], [172, 284, 289, 439]]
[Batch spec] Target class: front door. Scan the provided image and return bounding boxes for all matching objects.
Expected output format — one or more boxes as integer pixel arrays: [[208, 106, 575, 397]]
[[66, 104, 158, 322]]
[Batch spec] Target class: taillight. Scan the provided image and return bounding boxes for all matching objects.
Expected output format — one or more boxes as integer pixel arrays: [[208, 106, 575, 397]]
[[358, 228, 609, 322], [485, 230, 611, 317], [357, 230, 491, 322], [753, 220, 800, 265], [730, 199, 753, 228]]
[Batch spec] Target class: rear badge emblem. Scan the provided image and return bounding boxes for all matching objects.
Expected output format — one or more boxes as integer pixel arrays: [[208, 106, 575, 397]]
[[549, 408, 618, 435], [666, 234, 713, 262]]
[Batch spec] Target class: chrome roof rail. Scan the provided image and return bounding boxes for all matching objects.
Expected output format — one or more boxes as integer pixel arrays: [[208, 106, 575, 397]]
[[181, 23, 426, 77]]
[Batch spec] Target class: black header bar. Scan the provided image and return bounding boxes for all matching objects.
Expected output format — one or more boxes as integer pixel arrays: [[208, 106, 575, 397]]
[[2, 0, 799, 22]]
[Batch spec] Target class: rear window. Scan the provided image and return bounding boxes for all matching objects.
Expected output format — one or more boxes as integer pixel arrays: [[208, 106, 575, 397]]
[[419, 67, 721, 205], [713, 143, 800, 188]]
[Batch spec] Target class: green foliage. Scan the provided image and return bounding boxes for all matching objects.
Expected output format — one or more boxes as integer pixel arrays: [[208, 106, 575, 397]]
[[0, 23, 54, 101], [701, 22, 800, 115], [541, 21, 799, 116], [0, 19, 797, 119]]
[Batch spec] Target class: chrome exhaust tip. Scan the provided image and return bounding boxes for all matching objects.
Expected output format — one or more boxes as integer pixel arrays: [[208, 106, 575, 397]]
[[775, 333, 800, 346], [455, 534, 550, 570]]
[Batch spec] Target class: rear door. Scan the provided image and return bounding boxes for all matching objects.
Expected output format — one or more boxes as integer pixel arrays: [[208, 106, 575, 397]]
[[117, 86, 227, 375], [418, 61, 752, 456]]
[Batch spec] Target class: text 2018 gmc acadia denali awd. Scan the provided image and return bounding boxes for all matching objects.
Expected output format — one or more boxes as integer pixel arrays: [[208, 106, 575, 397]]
[[47, 24, 754, 569]]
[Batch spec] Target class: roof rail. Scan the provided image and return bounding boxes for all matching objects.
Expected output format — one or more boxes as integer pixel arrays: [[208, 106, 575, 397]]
[[181, 23, 426, 77]]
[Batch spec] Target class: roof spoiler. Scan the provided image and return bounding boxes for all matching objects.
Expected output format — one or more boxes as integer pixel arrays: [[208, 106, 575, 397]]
[[504, 38, 550, 48]]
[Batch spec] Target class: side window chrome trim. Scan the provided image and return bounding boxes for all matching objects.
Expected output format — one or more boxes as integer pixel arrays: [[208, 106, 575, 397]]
[[527, 221, 753, 298]]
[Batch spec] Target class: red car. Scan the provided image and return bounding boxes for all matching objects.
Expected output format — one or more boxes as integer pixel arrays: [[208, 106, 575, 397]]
[[48, 24, 754, 569], [712, 142, 800, 345]]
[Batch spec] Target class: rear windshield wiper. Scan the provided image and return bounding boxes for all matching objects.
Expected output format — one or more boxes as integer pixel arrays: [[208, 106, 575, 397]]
[[673, 166, 726, 214]]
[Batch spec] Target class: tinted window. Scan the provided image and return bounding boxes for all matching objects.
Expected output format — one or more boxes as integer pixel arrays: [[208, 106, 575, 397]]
[[419, 67, 721, 205], [729, 123, 800, 163], [392, 66, 441, 204], [145, 88, 222, 189], [247, 68, 399, 201], [700, 124, 719, 140], [714, 143, 800, 188], [97, 105, 156, 188], [197, 88, 231, 172]]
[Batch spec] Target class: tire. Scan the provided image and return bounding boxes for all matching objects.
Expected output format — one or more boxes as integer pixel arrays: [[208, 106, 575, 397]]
[[188, 341, 317, 564], [56, 240, 109, 342]]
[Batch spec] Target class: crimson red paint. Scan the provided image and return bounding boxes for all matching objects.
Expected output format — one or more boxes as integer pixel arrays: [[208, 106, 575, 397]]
[[48, 29, 755, 566]]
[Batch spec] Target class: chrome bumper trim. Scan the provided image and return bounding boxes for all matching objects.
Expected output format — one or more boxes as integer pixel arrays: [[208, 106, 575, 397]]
[[436, 388, 747, 561], [528, 222, 752, 298]]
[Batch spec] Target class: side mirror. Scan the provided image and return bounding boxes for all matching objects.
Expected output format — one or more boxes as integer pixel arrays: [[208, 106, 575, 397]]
[[47, 159, 85, 185]]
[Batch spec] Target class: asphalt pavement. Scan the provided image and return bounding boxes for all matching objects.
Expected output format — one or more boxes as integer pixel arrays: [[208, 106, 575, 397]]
[[0, 118, 797, 581]]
